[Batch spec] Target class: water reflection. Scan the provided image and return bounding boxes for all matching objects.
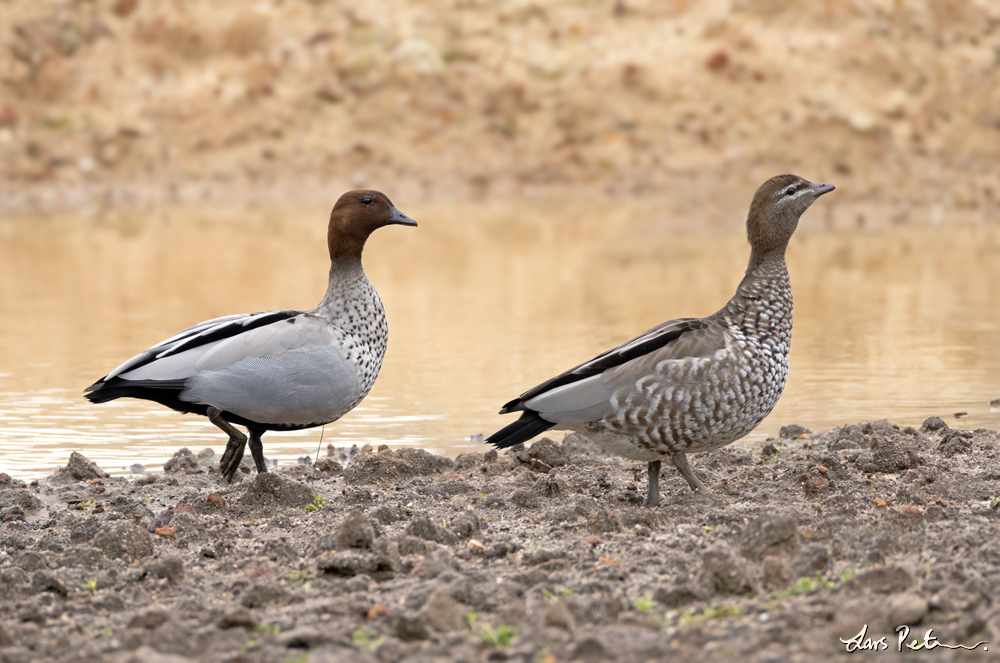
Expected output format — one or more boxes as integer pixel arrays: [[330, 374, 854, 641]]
[[1, 202, 998, 479]]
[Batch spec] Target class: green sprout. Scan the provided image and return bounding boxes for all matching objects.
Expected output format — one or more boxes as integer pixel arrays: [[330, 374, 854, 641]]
[[351, 627, 385, 650], [702, 605, 743, 619], [303, 493, 325, 512], [633, 594, 656, 614], [477, 623, 520, 647]]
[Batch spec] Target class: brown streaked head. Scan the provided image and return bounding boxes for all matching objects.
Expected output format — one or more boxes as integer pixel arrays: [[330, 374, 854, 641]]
[[327, 189, 416, 261], [746, 174, 834, 256]]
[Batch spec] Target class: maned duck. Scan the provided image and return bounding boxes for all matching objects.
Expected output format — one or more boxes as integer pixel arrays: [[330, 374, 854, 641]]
[[85, 190, 416, 482], [486, 175, 835, 506]]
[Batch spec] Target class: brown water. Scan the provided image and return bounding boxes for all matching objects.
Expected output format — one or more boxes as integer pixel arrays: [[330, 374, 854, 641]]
[[2, 201, 999, 480]]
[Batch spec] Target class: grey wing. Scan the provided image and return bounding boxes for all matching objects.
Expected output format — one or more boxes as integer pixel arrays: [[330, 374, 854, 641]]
[[102, 310, 303, 382], [511, 318, 729, 425]]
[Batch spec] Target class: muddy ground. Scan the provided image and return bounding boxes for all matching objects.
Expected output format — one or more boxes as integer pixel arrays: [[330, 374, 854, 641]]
[[1, 417, 999, 663]]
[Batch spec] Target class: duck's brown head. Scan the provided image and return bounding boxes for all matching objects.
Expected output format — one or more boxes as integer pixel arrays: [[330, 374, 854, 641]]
[[327, 189, 416, 261], [746, 174, 834, 257]]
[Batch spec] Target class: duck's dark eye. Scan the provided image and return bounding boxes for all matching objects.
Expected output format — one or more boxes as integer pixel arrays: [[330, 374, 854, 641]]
[[361, 196, 373, 205], [784, 186, 796, 196]]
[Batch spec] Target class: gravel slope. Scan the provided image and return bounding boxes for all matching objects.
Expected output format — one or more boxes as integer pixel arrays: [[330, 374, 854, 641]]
[[1, 417, 999, 662]]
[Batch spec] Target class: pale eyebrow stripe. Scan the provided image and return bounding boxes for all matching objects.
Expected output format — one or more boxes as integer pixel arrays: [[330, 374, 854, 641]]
[[773, 183, 808, 199]]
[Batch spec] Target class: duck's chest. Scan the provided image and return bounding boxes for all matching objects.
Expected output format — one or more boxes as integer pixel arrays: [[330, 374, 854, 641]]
[[324, 285, 389, 388]]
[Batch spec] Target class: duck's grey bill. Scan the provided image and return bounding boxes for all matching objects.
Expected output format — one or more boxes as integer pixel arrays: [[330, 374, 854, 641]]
[[389, 207, 417, 227]]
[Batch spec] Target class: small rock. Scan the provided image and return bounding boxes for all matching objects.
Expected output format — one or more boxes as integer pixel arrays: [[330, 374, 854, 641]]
[[316, 538, 399, 579], [761, 556, 795, 591], [793, 544, 831, 576], [405, 515, 457, 545], [91, 594, 125, 613], [215, 609, 258, 629], [699, 542, 756, 595], [335, 508, 376, 550], [392, 612, 430, 641], [569, 636, 609, 662], [739, 514, 799, 561], [939, 430, 973, 458], [450, 512, 481, 540], [163, 448, 199, 473], [885, 592, 928, 627], [238, 473, 315, 511], [257, 537, 298, 561], [278, 627, 328, 648], [532, 475, 563, 498], [240, 582, 288, 608], [510, 487, 541, 509], [652, 583, 704, 608], [779, 424, 812, 439], [129, 609, 171, 629], [0, 489, 42, 513], [513, 437, 569, 470], [144, 555, 184, 586], [48, 452, 109, 485], [542, 599, 576, 633], [921, 416, 948, 433], [30, 571, 68, 597], [343, 449, 451, 485], [852, 566, 914, 594], [421, 588, 463, 632], [92, 524, 154, 560], [314, 457, 343, 473]]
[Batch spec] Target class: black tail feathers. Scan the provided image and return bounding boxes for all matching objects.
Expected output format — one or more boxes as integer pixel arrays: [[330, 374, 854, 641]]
[[486, 410, 554, 449]]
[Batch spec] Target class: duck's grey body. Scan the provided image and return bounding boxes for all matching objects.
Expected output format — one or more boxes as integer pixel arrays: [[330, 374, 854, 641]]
[[86, 190, 414, 481], [101, 262, 386, 431], [487, 175, 834, 505]]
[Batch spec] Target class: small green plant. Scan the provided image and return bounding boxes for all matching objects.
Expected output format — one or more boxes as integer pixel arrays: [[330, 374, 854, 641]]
[[254, 623, 282, 635], [80, 578, 97, 594], [702, 605, 743, 619], [633, 594, 656, 614], [283, 569, 314, 589], [465, 611, 479, 630], [282, 653, 310, 663], [542, 589, 556, 600], [303, 493, 325, 512], [763, 449, 781, 465], [771, 571, 855, 599], [989, 494, 1000, 510], [560, 588, 574, 597], [99, 628, 112, 637], [477, 622, 521, 647], [351, 627, 385, 650], [442, 517, 448, 529]]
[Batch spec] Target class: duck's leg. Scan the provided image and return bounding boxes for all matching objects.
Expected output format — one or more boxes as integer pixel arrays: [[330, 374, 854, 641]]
[[645, 460, 661, 507], [671, 452, 707, 493], [209, 407, 247, 482], [247, 426, 268, 474]]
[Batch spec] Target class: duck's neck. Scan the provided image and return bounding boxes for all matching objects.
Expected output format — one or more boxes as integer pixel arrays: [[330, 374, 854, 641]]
[[314, 258, 377, 319], [725, 248, 793, 335]]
